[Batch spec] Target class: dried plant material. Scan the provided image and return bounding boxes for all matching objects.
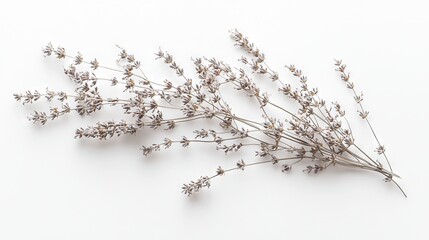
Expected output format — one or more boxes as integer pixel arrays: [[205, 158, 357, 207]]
[[14, 29, 405, 197]]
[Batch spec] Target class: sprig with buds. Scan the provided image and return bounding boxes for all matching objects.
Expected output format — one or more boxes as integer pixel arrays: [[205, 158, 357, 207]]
[[15, 30, 405, 197]]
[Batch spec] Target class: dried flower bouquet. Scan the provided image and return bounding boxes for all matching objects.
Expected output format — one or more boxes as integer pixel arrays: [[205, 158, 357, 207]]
[[14, 30, 405, 197]]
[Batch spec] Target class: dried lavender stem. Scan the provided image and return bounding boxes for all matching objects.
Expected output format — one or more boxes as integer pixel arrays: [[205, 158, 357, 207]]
[[15, 31, 404, 197]]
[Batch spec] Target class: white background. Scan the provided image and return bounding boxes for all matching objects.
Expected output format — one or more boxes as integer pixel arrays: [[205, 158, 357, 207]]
[[1, 0, 428, 239]]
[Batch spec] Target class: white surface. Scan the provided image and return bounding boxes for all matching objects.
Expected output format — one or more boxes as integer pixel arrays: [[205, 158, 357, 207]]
[[1, 0, 428, 239]]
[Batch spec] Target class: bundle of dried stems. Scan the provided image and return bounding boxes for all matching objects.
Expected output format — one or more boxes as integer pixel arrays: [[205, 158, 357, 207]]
[[14, 30, 405, 197]]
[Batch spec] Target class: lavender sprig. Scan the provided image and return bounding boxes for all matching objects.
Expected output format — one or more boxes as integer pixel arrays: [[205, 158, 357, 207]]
[[15, 30, 405, 197]]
